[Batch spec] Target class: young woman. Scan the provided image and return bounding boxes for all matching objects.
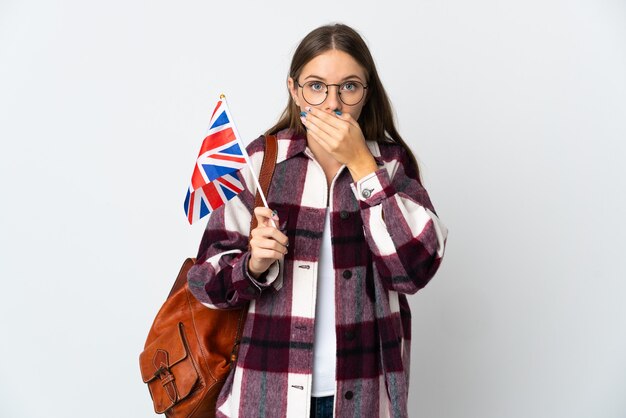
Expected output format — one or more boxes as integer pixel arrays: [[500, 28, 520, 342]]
[[188, 23, 448, 418]]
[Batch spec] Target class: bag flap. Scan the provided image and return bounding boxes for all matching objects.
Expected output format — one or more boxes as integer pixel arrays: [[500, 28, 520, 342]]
[[139, 322, 199, 413], [140, 322, 190, 382]]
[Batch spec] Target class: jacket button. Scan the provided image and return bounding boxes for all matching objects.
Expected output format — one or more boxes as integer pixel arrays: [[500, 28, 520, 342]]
[[344, 390, 354, 400], [342, 270, 352, 279], [361, 188, 372, 199], [340, 210, 349, 219]]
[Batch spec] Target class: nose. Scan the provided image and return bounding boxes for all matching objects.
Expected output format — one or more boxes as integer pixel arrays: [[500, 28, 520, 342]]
[[323, 85, 342, 112]]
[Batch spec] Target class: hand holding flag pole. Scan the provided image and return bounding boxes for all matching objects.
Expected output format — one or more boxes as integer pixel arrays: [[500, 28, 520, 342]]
[[184, 94, 276, 228]]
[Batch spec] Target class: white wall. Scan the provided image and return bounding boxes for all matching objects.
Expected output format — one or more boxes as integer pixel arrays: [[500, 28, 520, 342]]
[[1, 0, 625, 417]]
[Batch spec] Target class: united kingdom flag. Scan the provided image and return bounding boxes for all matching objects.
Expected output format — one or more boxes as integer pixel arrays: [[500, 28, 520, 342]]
[[184, 98, 248, 224]]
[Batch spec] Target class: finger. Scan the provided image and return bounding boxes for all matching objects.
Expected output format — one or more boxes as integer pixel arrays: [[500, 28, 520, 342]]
[[301, 116, 338, 150], [252, 248, 286, 261], [307, 106, 345, 131], [304, 127, 333, 153], [303, 108, 341, 137], [337, 111, 360, 129], [252, 236, 288, 255], [252, 227, 289, 248], [254, 206, 279, 227], [306, 108, 344, 135], [251, 225, 286, 243], [250, 233, 287, 254], [269, 228, 289, 247]]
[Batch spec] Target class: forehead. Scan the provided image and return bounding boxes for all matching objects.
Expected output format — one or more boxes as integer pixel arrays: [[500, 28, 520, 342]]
[[300, 49, 367, 81]]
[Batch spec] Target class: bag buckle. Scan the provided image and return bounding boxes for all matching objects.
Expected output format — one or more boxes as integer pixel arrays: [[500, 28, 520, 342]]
[[153, 349, 178, 402]]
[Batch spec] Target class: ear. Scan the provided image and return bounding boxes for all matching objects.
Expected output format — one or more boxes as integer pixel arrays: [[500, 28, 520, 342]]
[[287, 77, 299, 106]]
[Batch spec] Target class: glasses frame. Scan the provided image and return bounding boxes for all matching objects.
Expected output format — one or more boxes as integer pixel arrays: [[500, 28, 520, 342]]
[[296, 80, 368, 106]]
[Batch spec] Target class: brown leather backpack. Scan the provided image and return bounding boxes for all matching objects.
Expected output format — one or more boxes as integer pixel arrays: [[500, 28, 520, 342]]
[[139, 135, 278, 417]]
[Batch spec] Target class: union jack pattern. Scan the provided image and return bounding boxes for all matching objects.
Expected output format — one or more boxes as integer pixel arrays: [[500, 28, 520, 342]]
[[184, 98, 248, 224]]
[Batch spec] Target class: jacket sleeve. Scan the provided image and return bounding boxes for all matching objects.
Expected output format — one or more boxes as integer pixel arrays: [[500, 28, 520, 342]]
[[186, 141, 282, 309], [350, 147, 448, 294]]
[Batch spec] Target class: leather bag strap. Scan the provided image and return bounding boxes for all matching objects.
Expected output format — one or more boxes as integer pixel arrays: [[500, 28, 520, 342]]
[[249, 134, 278, 233]]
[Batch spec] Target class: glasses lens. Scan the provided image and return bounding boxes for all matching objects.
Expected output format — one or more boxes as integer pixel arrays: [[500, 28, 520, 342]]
[[339, 81, 365, 105], [302, 81, 327, 106]]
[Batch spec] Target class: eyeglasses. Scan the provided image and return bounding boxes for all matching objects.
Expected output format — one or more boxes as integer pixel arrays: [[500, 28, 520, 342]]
[[296, 80, 368, 106]]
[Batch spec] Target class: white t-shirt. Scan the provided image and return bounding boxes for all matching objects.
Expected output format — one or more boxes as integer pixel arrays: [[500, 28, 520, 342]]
[[312, 209, 336, 397]]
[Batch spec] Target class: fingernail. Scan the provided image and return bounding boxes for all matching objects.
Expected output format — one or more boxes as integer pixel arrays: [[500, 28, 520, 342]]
[[334, 110, 342, 115], [271, 210, 279, 220], [300, 116, 306, 124], [300, 111, 307, 118]]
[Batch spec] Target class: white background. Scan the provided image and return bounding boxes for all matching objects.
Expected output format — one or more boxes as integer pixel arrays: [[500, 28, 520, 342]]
[[1, 0, 625, 417]]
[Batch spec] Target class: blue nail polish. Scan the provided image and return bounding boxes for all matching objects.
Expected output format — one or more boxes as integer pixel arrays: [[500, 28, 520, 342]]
[[300, 111, 307, 117], [334, 110, 342, 115]]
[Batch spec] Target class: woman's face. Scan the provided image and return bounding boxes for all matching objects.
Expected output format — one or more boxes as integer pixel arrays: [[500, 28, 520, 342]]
[[288, 49, 368, 121]]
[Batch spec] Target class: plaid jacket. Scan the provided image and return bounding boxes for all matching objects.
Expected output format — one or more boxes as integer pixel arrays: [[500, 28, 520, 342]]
[[188, 129, 448, 417]]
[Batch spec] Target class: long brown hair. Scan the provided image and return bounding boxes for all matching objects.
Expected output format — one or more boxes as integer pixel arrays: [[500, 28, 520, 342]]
[[266, 23, 421, 181]]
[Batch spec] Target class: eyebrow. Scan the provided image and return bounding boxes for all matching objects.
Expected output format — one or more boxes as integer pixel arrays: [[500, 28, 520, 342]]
[[303, 74, 365, 83]]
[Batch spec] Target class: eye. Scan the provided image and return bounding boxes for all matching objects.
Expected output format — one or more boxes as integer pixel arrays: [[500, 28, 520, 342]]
[[307, 81, 325, 92], [341, 82, 358, 92]]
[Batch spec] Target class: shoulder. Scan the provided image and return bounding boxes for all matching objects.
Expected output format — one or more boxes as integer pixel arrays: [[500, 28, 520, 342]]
[[245, 129, 294, 159], [245, 134, 267, 156], [238, 130, 291, 190]]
